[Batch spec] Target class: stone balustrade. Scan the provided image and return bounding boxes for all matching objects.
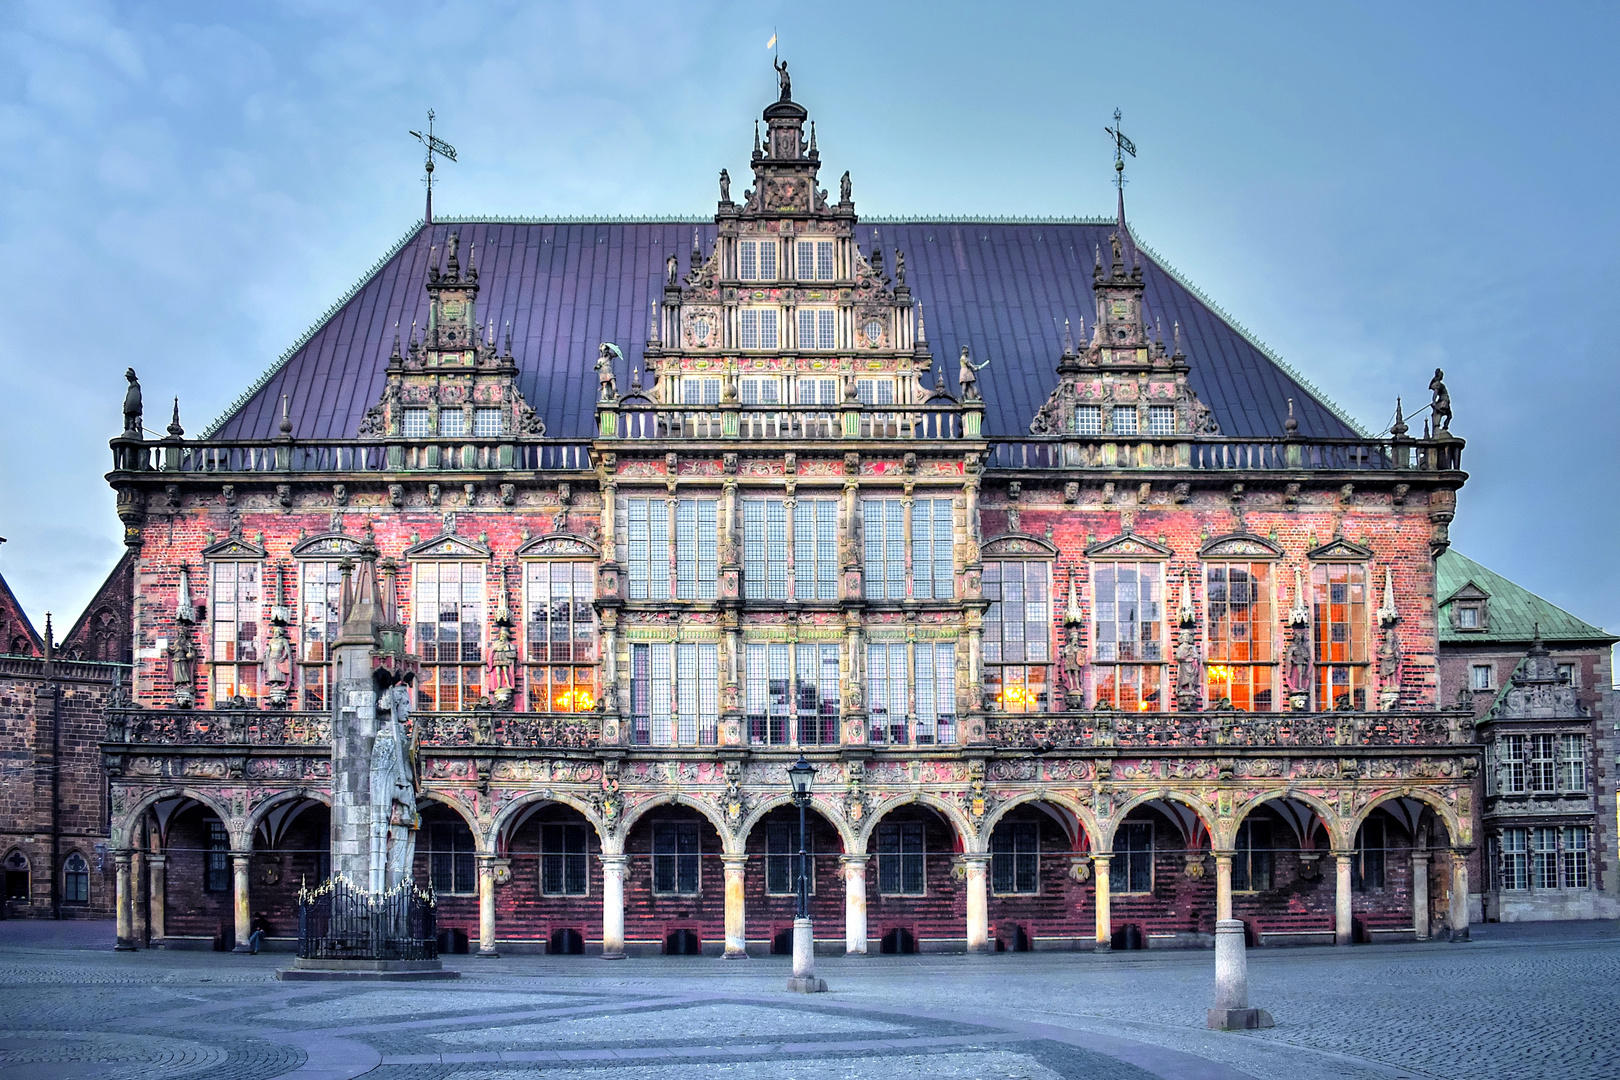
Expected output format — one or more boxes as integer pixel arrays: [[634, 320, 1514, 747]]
[[987, 434, 1463, 472], [986, 709, 1472, 749]]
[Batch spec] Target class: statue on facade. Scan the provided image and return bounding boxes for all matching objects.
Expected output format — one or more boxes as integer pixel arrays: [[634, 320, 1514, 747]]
[[1059, 635, 1085, 710], [1428, 368, 1452, 431], [957, 345, 989, 401], [1285, 627, 1313, 707], [595, 343, 621, 401], [840, 170, 851, 204], [370, 669, 419, 890], [262, 608, 293, 708], [1175, 631, 1202, 711], [894, 248, 906, 285], [774, 56, 791, 100], [1377, 625, 1401, 711], [122, 368, 143, 438], [719, 168, 731, 203], [168, 568, 198, 708], [488, 619, 517, 709]]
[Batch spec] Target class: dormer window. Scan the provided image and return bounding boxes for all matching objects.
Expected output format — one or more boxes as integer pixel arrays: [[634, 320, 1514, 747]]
[[401, 408, 430, 438], [739, 240, 777, 282], [1073, 405, 1102, 435], [1148, 405, 1175, 436], [682, 377, 720, 405], [1457, 606, 1479, 629]]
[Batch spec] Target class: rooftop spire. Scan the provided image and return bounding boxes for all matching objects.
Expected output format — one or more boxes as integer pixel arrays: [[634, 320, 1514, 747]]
[[409, 109, 456, 227]]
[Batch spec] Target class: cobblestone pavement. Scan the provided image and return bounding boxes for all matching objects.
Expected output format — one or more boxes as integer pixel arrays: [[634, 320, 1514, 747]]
[[1, 919, 1615, 1080]]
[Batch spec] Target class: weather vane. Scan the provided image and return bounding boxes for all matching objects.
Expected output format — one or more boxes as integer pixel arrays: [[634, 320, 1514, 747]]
[[410, 109, 457, 226], [1105, 108, 1135, 193]]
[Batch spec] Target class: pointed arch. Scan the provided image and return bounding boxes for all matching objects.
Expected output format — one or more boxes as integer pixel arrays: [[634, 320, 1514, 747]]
[[1106, 789, 1219, 852], [490, 790, 607, 854], [978, 791, 1098, 853], [1350, 788, 1460, 849], [856, 792, 974, 854], [735, 794, 858, 857], [616, 793, 733, 855], [1227, 788, 1342, 850], [113, 786, 235, 849]]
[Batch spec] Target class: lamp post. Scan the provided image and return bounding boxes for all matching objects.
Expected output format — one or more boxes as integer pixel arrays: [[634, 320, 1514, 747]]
[[785, 754, 826, 993]]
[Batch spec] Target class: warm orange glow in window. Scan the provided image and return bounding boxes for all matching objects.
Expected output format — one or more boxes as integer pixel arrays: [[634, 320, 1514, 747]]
[[1207, 664, 1236, 682], [1001, 686, 1036, 708], [1137, 700, 1151, 711], [554, 689, 595, 712]]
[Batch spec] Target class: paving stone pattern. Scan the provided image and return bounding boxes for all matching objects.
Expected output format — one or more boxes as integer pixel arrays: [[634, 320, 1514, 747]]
[[0, 919, 1615, 1080]]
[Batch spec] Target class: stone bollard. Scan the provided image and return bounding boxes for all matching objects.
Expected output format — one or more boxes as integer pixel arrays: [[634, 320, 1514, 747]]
[[1207, 919, 1272, 1030], [786, 917, 827, 993]]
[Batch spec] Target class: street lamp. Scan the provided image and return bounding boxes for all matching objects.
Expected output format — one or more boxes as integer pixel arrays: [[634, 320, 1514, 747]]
[[785, 754, 826, 993]]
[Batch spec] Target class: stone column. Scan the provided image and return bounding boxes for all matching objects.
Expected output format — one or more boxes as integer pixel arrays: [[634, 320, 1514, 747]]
[[600, 854, 627, 959], [132, 848, 148, 946], [1214, 850, 1234, 923], [147, 854, 167, 946], [841, 855, 868, 954], [1334, 851, 1353, 946], [964, 854, 990, 952], [1207, 918, 1274, 1030], [476, 856, 499, 958], [230, 853, 252, 952], [722, 855, 748, 959], [1411, 848, 1430, 940], [1448, 849, 1471, 942], [1092, 854, 1112, 952], [114, 851, 135, 951]]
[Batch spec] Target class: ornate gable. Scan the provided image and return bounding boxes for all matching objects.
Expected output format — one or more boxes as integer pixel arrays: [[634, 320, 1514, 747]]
[[404, 533, 490, 560], [201, 536, 266, 559], [291, 534, 363, 558], [1307, 537, 1374, 561], [1199, 533, 1283, 559], [982, 534, 1058, 558], [1084, 533, 1173, 559], [517, 534, 600, 558]]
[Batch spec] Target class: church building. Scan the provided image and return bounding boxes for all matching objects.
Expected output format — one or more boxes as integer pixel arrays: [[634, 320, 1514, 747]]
[[92, 73, 1605, 958]]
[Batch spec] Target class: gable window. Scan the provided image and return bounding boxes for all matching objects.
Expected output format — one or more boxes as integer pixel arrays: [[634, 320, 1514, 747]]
[[1559, 735, 1586, 792], [62, 852, 89, 904], [739, 376, 781, 405], [1470, 664, 1492, 691], [796, 377, 840, 407], [877, 822, 925, 895], [743, 499, 789, 601], [1073, 405, 1102, 435], [412, 561, 485, 711], [523, 562, 597, 712], [652, 822, 701, 895], [682, 377, 721, 405], [795, 239, 834, 281], [540, 823, 590, 896], [855, 378, 895, 407], [861, 499, 906, 600], [796, 307, 836, 350], [1205, 563, 1275, 711], [209, 561, 261, 706], [437, 409, 466, 437], [983, 560, 1051, 714], [428, 820, 476, 895], [630, 641, 718, 747], [991, 821, 1039, 894], [1148, 404, 1176, 436], [739, 308, 780, 349], [1457, 605, 1479, 628], [1312, 563, 1368, 710], [622, 498, 717, 601], [793, 499, 838, 601], [1112, 822, 1153, 893], [1352, 819, 1384, 891], [1111, 405, 1138, 435], [1232, 821, 1272, 891], [739, 239, 777, 282], [766, 820, 814, 894], [205, 819, 231, 893], [401, 407, 430, 438], [911, 499, 955, 600], [299, 560, 344, 711], [1092, 563, 1164, 710], [473, 408, 503, 437]]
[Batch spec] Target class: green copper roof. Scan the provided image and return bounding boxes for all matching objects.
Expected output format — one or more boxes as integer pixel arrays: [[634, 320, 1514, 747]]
[[1436, 550, 1615, 645]]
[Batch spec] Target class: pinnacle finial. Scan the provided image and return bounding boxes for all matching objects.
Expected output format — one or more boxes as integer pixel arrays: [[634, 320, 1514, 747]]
[[808, 120, 817, 155], [167, 397, 184, 438], [915, 300, 927, 343], [1391, 396, 1409, 438], [1172, 320, 1183, 357], [1285, 397, 1298, 436], [1063, 318, 1074, 355], [503, 321, 513, 357], [280, 394, 293, 437]]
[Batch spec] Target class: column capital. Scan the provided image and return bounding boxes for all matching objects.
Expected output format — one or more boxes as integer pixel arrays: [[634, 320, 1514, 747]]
[[959, 852, 991, 866], [230, 852, 252, 866], [838, 853, 870, 866], [1212, 850, 1234, 863], [721, 854, 749, 871], [476, 853, 500, 868], [112, 849, 134, 866], [146, 853, 168, 866], [1090, 851, 1113, 863], [598, 853, 628, 869]]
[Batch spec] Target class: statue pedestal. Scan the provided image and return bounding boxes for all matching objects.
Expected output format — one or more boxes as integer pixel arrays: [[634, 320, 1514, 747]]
[[278, 957, 457, 981]]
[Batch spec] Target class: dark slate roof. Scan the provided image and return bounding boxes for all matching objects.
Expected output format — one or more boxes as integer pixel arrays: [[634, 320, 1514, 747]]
[[208, 218, 1363, 442], [1436, 550, 1615, 645]]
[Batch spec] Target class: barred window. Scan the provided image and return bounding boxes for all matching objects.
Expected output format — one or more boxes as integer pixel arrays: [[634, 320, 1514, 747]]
[[861, 499, 906, 600], [983, 561, 1051, 714], [652, 823, 700, 895], [877, 822, 925, 895], [1353, 819, 1385, 891], [991, 821, 1039, 894], [739, 239, 777, 281], [1560, 735, 1586, 792], [739, 307, 779, 349], [1532, 826, 1560, 890], [796, 307, 836, 350], [299, 560, 343, 710], [766, 820, 814, 894], [796, 239, 834, 281], [438, 408, 465, 437], [473, 407, 503, 437], [401, 407, 430, 438], [1564, 826, 1590, 888], [1232, 820, 1272, 891], [914, 642, 957, 746], [209, 561, 261, 706], [793, 499, 838, 601], [677, 500, 718, 600], [746, 642, 792, 746], [205, 819, 231, 893], [1148, 404, 1176, 435], [1205, 563, 1275, 711], [540, 823, 590, 896], [412, 561, 484, 711], [1529, 734, 1558, 793], [1113, 822, 1153, 893], [1498, 734, 1527, 794], [62, 852, 89, 904], [428, 821, 476, 895], [676, 642, 720, 746], [623, 498, 718, 600], [867, 641, 909, 744], [911, 498, 955, 600], [743, 499, 789, 601], [1312, 563, 1368, 710], [1092, 563, 1163, 710], [1112, 405, 1138, 435], [1499, 827, 1528, 890], [523, 562, 597, 712], [1073, 405, 1102, 435]]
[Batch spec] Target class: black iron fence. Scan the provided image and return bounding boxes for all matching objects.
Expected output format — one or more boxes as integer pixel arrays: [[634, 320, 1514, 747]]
[[296, 876, 438, 961]]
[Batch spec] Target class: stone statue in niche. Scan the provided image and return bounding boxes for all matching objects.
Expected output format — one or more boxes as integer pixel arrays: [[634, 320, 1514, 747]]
[[122, 368, 143, 437], [1285, 627, 1313, 709], [1428, 368, 1452, 431], [1059, 634, 1086, 710], [262, 609, 293, 709], [488, 619, 517, 709], [168, 568, 199, 709], [719, 168, 731, 202], [1377, 625, 1401, 711], [370, 669, 420, 890]]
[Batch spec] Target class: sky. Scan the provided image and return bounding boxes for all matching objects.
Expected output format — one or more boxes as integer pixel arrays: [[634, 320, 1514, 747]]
[[1, 0, 1616, 649]]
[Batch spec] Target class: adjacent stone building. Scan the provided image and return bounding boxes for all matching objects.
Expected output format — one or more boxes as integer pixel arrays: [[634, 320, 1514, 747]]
[[94, 77, 1518, 956]]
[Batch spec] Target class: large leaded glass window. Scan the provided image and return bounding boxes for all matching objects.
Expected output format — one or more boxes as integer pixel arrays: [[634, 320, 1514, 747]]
[[1205, 563, 1275, 710], [746, 642, 791, 745], [298, 560, 343, 711], [1091, 563, 1164, 710], [623, 498, 717, 600], [861, 499, 905, 600], [743, 500, 789, 601], [1312, 563, 1368, 710], [412, 561, 485, 711], [630, 641, 718, 747], [983, 561, 1050, 713], [739, 308, 780, 349], [866, 641, 909, 744], [523, 562, 597, 712], [911, 498, 954, 600], [796, 642, 840, 745], [1112, 822, 1153, 893], [793, 500, 838, 601], [209, 561, 261, 706], [738, 239, 777, 282], [795, 239, 834, 281]]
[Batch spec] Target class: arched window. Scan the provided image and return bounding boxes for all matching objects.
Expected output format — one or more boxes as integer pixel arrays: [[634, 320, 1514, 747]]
[[63, 852, 89, 904], [3, 849, 29, 902]]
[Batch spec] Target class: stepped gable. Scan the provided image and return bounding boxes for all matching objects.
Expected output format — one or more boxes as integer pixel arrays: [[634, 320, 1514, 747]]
[[58, 551, 135, 665]]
